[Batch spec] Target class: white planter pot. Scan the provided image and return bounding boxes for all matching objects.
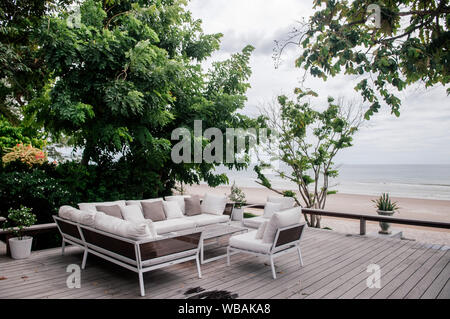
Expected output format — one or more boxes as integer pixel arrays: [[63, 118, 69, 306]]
[[232, 207, 244, 221], [9, 236, 33, 259]]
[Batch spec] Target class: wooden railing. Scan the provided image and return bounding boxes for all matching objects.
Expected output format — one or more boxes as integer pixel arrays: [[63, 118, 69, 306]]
[[244, 204, 450, 235]]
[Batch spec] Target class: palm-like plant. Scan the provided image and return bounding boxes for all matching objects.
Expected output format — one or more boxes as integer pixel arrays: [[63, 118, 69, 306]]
[[372, 193, 399, 212]]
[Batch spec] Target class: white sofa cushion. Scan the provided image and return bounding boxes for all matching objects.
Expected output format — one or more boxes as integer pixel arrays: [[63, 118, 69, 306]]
[[94, 212, 154, 240], [162, 201, 184, 219], [186, 214, 229, 227], [229, 231, 272, 254], [255, 221, 269, 239], [78, 200, 126, 212], [165, 195, 190, 214], [120, 205, 145, 223], [153, 218, 196, 234], [125, 198, 163, 209], [262, 207, 302, 244], [267, 196, 295, 210], [242, 216, 267, 229], [263, 202, 283, 218], [58, 205, 96, 227], [201, 193, 227, 215]]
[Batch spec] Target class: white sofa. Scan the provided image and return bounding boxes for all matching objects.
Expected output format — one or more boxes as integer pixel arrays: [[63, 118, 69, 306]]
[[76, 196, 233, 235]]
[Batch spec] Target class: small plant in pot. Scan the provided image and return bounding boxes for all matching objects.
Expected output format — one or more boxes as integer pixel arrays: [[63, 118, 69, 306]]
[[229, 182, 246, 221], [372, 193, 399, 235], [3, 206, 37, 259]]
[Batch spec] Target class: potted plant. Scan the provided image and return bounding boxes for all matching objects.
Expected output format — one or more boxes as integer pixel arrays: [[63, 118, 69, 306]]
[[3, 206, 37, 259], [372, 193, 399, 235], [229, 182, 246, 221]]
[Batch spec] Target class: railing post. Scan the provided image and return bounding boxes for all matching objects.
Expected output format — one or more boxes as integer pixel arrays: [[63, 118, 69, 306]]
[[360, 218, 366, 235]]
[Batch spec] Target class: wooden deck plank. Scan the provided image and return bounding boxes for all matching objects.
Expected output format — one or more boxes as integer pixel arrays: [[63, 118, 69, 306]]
[[420, 259, 450, 299], [388, 248, 448, 299], [321, 239, 416, 299], [0, 228, 448, 299], [297, 236, 411, 299], [337, 241, 425, 299], [405, 250, 450, 299]]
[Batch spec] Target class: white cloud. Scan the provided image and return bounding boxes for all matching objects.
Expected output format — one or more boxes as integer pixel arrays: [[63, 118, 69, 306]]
[[188, 0, 450, 164]]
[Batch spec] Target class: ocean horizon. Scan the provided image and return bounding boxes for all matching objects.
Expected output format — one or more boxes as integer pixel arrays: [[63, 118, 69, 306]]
[[208, 164, 450, 201]]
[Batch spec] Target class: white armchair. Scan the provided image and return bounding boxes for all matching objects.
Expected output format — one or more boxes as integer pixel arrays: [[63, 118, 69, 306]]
[[242, 196, 296, 229], [227, 207, 306, 279]]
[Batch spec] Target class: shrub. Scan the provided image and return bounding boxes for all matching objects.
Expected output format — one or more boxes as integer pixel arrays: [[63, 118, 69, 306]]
[[2, 144, 48, 168], [3, 206, 37, 239]]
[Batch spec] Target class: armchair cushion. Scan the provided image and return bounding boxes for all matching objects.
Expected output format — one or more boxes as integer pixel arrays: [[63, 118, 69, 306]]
[[242, 216, 267, 229], [267, 196, 295, 210], [263, 202, 283, 218], [229, 231, 272, 254], [262, 207, 302, 244]]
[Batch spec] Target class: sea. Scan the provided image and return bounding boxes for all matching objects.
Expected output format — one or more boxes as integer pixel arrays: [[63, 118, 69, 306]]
[[209, 164, 450, 201]]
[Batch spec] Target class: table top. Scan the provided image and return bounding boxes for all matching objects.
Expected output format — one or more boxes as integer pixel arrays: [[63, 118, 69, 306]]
[[164, 223, 247, 240]]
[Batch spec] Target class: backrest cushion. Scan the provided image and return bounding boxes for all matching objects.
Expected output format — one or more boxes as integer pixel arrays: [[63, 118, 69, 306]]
[[267, 196, 295, 210], [141, 201, 166, 222], [184, 195, 202, 216], [94, 212, 153, 240], [58, 205, 96, 227], [263, 202, 283, 218], [165, 195, 190, 214], [262, 207, 302, 244], [125, 198, 163, 209], [96, 205, 123, 219], [201, 193, 227, 215], [120, 205, 144, 223], [255, 220, 269, 240], [78, 200, 126, 212], [162, 201, 184, 219]]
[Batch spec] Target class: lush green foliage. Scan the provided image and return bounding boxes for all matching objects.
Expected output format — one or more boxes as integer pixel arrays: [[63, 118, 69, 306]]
[[0, 0, 72, 125], [28, 0, 255, 195], [3, 206, 37, 239], [255, 90, 362, 227], [278, 0, 449, 118], [373, 193, 399, 211], [0, 116, 45, 155], [229, 181, 247, 208]]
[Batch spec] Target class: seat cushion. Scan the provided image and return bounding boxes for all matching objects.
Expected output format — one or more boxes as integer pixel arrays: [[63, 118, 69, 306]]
[[94, 212, 154, 240], [153, 218, 196, 234], [242, 216, 268, 229], [186, 214, 229, 227], [229, 231, 272, 254]]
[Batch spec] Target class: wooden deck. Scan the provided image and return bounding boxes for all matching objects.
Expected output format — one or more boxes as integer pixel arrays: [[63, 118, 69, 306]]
[[0, 227, 448, 299]]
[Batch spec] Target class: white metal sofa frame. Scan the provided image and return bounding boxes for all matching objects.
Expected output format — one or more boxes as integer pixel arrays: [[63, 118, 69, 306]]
[[53, 216, 203, 297], [226, 222, 306, 279]]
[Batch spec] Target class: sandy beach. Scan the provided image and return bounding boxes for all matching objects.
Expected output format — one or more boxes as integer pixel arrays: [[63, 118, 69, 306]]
[[185, 184, 450, 246]]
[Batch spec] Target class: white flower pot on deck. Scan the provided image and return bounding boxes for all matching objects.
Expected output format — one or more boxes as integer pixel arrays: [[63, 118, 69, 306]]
[[232, 208, 244, 221], [9, 236, 33, 259]]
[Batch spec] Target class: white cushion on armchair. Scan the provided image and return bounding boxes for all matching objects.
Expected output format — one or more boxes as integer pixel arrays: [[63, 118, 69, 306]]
[[262, 207, 303, 244], [267, 196, 295, 210], [229, 231, 272, 254]]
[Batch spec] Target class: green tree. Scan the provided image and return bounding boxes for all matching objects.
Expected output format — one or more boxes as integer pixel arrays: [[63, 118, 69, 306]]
[[255, 90, 362, 228], [0, 0, 72, 125], [276, 0, 449, 119], [30, 0, 255, 196]]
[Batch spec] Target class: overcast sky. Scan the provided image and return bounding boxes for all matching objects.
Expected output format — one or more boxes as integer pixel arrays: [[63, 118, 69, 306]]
[[188, 0, 450, 165]]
